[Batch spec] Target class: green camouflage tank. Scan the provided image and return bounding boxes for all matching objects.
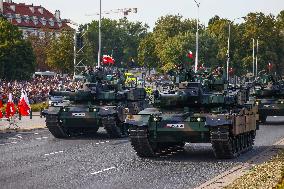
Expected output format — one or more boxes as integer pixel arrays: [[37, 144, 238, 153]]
[[44, 68, 147, 138], [125, 66, 259, 159]]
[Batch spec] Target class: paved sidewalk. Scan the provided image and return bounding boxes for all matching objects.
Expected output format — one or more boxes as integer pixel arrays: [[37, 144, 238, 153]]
[[0, 112, 46, 132]]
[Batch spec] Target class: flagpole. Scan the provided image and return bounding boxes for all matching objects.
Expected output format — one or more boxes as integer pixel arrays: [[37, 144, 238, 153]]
[[252, 38, 255, 77], [226, 22, 231, 81], [97, 0, 102, 68], [256, 39, 258, 77], [194, 0, 200, 73]]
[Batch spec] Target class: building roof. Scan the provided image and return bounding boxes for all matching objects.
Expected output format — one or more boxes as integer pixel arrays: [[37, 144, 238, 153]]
[[2, 1, 70, 30]]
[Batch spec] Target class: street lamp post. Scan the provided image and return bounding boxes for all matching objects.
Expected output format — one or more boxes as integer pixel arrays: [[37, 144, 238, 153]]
[[194, 0, 200, 73], [226, 17, 242, 81], [256, 39, 259, 76], [97, 0, 102, 68], [252, 38, 255, 76], [226, 22, 231, 81]]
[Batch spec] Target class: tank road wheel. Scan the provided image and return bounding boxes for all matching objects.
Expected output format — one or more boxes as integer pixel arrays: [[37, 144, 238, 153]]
[[129, 127, 159, 157], [212, 136, 240, 159], [46, 115, 69, 138], [103, 117, 127, 138], [211, 128, 241, 159]]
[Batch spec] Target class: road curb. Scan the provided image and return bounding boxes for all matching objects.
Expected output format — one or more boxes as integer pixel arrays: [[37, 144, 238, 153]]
[[195, 138, 284, 189], [0, 126, 47, 133]]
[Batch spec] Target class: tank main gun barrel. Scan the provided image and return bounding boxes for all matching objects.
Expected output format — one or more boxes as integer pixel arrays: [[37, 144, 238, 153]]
[[49, 90, 94, 102]]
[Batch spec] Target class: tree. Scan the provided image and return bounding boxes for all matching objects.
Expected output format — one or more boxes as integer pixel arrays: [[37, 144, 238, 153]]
[[46, 30, 74, 73], [0, 17, 35, 80], [137, 33, 159, 73], [27, 31, 53, 71], [85, 18, 148, 67], [239, 12, 279, 74]]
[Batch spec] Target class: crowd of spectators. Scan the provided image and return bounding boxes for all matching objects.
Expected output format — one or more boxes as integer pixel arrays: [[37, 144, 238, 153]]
[[0, 75, 83, 104]]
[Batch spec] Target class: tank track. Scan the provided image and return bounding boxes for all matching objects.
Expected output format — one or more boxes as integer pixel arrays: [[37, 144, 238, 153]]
[[211, 131, 255, 159], [129, 127, 156, 157], [129, 127, 184, 157], [46, 114, 69, 138], [102, 117, 126, 138]]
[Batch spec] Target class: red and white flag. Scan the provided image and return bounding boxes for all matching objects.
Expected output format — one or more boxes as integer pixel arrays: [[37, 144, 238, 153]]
[[18, 90, 30, 116], [102, 55, 115, 64], [5, 93, 16, 118]]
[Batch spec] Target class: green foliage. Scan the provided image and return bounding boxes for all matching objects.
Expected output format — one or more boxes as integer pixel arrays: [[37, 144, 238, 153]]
[[137, 33, 158, 71], [30, 102, 48, 112], [85, 18, 148, 67], [46, 30, 74, 73], [0, 17, 35, 80], [27, 33, 52, 71]]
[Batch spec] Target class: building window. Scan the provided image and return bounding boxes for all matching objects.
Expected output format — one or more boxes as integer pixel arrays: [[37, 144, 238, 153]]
[[38, 8, 43, 14], [32, 16, 38, 25], [15, 14, 22, 23], [29, 7, 35, 13], [40, 17, 46, 26], [49, 18, 54, 27], [10, 5, 15, 12], [24, 15, 29, 23]]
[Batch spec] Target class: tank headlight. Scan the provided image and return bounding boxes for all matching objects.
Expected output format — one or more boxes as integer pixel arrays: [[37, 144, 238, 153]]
[[197, 117, 201, 122], [153, 116, 162, 122], [256, 101, 259, 105], [281, 101, 284, 104]]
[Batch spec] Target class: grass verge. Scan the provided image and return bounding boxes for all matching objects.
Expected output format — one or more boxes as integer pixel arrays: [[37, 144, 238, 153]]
[[225, 149, 284, 189]]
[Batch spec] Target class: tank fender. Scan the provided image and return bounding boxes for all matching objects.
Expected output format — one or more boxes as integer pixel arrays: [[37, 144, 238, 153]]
[[98, 106, 117, 116], [125, 114, 151, 127], [46, 107, 61, 115], [205, 115, 233, 127]]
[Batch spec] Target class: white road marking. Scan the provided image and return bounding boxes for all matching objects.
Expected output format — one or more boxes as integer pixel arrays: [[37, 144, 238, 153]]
[[16, 136, 23, 139], [35, 138, 42, 140], [42, 137, 48, 139], [11, 142, 17, 144], [0, 144, 5, 146], [90, 166, 116, 175], [100, 142, 105, 144], [96, 143, 100, 145], [34, 133, 39, 135], [44, 151, 64, 157], [8, 137, 18, 140], [106, 141, 110, 143]]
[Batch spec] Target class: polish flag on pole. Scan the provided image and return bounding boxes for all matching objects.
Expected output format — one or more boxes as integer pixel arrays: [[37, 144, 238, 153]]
[[5, 93, 16, 118], [18, 90, 30, 116], [102, 55, 115, 64]]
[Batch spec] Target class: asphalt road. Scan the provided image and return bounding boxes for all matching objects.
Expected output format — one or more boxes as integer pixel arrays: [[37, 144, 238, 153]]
[[1, 119, 284, 189]]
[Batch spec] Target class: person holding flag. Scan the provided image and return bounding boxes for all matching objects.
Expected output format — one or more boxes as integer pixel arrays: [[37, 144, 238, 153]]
[[18, 90, 30, 116], [5, 93, 16, 118]]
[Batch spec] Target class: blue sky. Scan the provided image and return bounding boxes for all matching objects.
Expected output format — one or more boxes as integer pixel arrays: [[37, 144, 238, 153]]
[[13, 0, 284, 29]]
